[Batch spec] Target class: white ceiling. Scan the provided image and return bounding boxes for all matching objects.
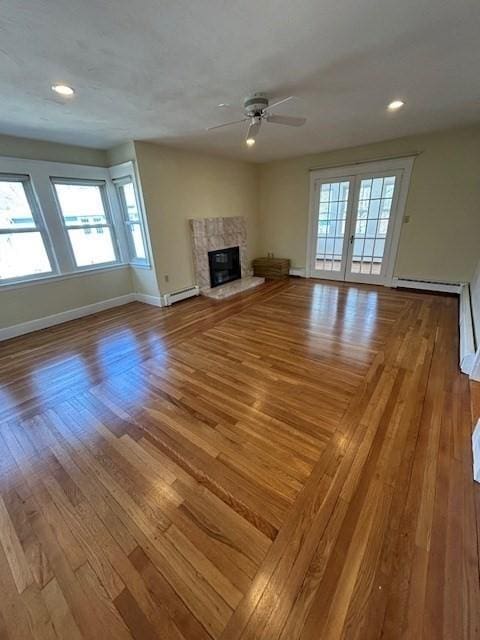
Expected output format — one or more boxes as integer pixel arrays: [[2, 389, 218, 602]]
[[1, 0, 479, 162]]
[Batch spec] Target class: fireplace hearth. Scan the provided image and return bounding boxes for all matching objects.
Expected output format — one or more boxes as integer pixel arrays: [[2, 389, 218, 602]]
[[208, 246, 241, 288]]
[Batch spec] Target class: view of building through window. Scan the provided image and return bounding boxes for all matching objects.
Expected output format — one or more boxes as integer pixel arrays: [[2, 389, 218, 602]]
[[0, 165, 149, 285], [0, 179, 52, 280], [53, 181, 117, 267], [117, 180, 147, 261]]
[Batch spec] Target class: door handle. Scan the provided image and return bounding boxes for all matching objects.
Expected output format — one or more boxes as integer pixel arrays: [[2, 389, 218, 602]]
[[350, 234, 354, 244]]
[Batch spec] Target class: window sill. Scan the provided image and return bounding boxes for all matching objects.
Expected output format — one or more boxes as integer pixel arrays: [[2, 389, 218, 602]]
[[130, 261, 152, 270], [0, 263, 130, 292]]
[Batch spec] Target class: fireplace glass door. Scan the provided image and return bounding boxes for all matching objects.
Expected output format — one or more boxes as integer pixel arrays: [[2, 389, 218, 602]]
[[208, 246, 241, 288]]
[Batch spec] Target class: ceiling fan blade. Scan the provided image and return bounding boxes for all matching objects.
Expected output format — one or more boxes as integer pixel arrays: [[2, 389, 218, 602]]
[[265, 96, 294, 111], [207, 118, 247, 131], [246, 120, 261, 140], [266, 114, 306, 127]]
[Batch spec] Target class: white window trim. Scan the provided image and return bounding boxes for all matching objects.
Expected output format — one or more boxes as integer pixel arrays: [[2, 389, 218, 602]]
[[306, 156, 415, 286], [0, 172, 59, 285], [114, 176, 149, 267], [51, 176, 122, 270], [0, 156, 131, 287], [109, 161, 153, 269]]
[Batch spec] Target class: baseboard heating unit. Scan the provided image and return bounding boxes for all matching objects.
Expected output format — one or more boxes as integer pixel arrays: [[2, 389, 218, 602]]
[[459, 283, 479, 379], [393, 277, 461, 294], [163, 286, 200, 306]]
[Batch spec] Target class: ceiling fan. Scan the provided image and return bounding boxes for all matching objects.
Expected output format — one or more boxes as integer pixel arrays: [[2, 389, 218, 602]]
[[207, 94, 306, 146]]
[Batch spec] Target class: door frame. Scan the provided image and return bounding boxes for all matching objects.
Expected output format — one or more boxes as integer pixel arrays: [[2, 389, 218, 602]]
[[306, 156, 415, 286]]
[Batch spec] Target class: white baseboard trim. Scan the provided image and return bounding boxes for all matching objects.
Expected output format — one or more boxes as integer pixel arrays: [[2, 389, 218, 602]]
[[392, 277, 462, 294], [0, 293, 136, 341], [0, 291, 164, 341], [135, 293, 163, 307], [289, 267, 307, 277]]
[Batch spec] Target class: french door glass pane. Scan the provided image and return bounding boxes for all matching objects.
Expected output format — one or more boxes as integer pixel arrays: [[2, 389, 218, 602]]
[[0, 232, 51, 280], [351, 176, 396, 275], [316, 180, 349, 272]]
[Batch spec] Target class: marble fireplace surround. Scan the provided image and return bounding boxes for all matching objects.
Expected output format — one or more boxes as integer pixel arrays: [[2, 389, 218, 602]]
[[190, 216, 252, 290]]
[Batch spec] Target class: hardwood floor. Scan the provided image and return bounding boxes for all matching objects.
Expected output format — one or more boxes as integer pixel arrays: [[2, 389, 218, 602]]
[[0, 278, 478, 639]]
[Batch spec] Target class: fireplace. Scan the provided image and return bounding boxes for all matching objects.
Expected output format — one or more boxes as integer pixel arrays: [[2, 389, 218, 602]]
[[208, 246, 241, 288]]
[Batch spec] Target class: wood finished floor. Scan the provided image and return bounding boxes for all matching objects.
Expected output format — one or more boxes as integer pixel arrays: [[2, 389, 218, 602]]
[[0, 278, 478, 639]]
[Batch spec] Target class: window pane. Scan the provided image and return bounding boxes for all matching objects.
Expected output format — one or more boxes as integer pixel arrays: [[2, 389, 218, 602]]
[[121, 183, 140, 221], [368, 199, 381, 219], [371, 178, 383, 199], [330, 182, 340, 201], [378, 219, 389, 236], [355, 219, 366, 236], [117, 180, 148, 263], [382, 176, 395, 198], [0, 232, 51, 280], [68, 227, 116, 267], [366, 219, 378, 236], [359, 179, 372, 200], [54, 183, 107, 226], [0, 180, 35, 229], [320, 184, 331, 202], [130, 223, 146, 259], [374, 239, 385, 258]]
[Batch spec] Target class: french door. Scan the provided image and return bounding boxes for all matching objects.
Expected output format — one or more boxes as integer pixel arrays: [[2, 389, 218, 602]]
[[308, 158, 414, 285]]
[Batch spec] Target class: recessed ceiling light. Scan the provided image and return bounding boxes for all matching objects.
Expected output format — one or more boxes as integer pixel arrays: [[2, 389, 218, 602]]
[[246, 137, 256, 147], [387, 100, 405, 111], [52, 84, 75, 97]]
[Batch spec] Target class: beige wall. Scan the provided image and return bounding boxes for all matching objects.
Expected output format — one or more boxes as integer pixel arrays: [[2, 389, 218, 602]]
[[106, 141, 136, 166], [258, 125, 480, 283], [0, 133, 108, 166], [129, 267, 160, 299], [1, 267, 132, 328], [134, 141, 259, 294]]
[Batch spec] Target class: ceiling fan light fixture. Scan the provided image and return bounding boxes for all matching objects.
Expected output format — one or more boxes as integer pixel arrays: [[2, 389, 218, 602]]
[[206, 94, 306, 146]]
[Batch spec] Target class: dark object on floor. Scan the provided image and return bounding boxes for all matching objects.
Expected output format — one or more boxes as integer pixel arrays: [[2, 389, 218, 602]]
[[252, 256, 290, 279]]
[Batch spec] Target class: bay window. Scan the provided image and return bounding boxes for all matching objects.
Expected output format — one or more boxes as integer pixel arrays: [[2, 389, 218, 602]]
[[0, 157, 151, 288], [52, 179, 118, 268], [115, 177, 148, 265], [0, 175, 53, 282]]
